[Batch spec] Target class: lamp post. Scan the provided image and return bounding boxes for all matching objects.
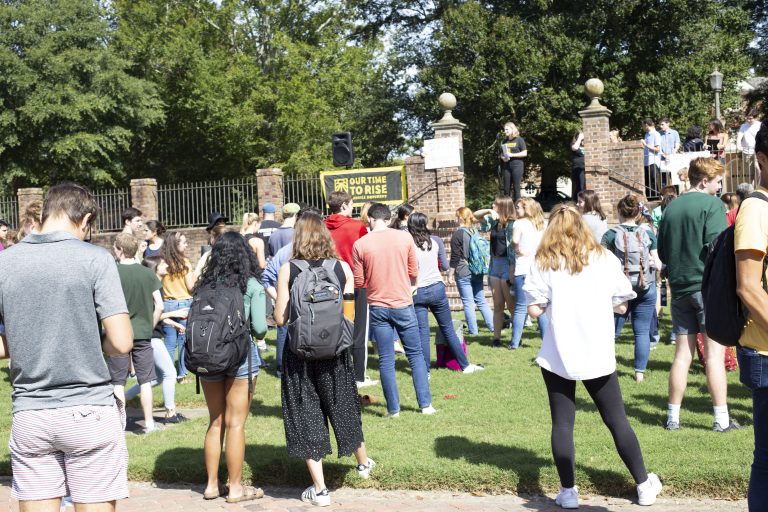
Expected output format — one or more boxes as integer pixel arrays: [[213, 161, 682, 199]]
[[710, 69, 723, 121]]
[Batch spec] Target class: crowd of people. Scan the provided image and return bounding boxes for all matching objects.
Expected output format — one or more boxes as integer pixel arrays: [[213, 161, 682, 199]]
[[2, 120, 768, 511]]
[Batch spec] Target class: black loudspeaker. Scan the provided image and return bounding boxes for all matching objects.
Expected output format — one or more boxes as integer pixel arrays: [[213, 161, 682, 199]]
[[332, 132, 354, 167]]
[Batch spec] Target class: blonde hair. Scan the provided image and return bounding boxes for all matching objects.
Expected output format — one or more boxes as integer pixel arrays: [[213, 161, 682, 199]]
[[360, 202, 373, 225], [455, 207, 476, 227], [292, 213, 339, 260], [504, 122, 520, 137], [535, 203, 605, 275], [516, 197, 545, 231], [494, 195, 516, 227], [688, 157, 724, 186], [240, 212, 259, 234]]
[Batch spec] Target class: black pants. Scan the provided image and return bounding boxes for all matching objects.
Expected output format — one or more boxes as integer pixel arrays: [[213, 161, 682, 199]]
[[541, 368, 648, 488], [571, 166, 585, 199], [502, 164, 524, 200], [351, 287, 368, 382], [644, 164, 660, 198]]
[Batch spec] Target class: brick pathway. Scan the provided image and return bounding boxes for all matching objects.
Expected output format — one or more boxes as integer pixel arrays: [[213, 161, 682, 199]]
[[0, 480, 747, 512]]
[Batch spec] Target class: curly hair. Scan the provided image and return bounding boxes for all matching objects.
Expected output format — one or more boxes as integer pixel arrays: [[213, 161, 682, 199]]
[[407, 212, 433, 251], [196, 231, 261, 293]]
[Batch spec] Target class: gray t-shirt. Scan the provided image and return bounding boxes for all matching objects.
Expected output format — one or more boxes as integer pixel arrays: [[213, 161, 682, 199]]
[[0, 231, 128, 413]]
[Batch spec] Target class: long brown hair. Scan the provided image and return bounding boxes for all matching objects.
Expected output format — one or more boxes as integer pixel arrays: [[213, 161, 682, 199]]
[[577, 190, 606, 220], [535, 203, 605, 275], [494, 195, 515, 227], [292, 213, 338, 260], [161, 231, 188, 276]]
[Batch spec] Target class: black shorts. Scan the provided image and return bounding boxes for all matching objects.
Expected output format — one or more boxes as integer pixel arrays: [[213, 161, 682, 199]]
[[107, 339, 156, 386]]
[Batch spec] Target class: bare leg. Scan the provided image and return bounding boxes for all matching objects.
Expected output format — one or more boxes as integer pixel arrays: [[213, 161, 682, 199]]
[[201, 379, 226, 498], [20, 499, 62, 512], [353, 442, 368, 465], [73, 503, 116, 512], [306, 458, 326, 491], [703, 334, 727, 407], [139, 382, 154, 426], [222, 377, 256, 500], [668, 334, 695, 405]]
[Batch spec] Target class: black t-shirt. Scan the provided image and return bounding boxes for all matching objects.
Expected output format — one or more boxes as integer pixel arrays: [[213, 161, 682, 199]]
[[501, 136, 527, 170], [257, 220, 282, 257], [288, 260, 346, 290], [490, 223, 508, 258], [571, 146, 585, 169]]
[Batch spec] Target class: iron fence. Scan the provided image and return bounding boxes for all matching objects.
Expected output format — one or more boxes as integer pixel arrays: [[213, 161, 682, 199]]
[[283, 173, 328, 216], [93, 187, 130, 232], [0, 194, 18, 229], [724, 151, 757, 193], [157, 178, 258, 229]]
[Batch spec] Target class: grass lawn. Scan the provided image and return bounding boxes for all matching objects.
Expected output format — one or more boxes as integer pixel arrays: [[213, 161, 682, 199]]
[[0, 308, 753, 498]]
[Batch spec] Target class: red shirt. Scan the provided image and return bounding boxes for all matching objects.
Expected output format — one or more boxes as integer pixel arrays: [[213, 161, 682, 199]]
[[353, 229, 418, 308], [324, 214, 368, 268]]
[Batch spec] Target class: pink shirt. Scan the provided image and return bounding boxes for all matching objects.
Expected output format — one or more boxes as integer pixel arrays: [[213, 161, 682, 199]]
[[353, 229, 418, 308]]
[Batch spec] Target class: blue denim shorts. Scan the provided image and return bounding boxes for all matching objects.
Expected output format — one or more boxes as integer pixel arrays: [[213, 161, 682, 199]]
[[737, 346, 768, 390], [199, 342, 261, 382], [489, 257, 510, 281]]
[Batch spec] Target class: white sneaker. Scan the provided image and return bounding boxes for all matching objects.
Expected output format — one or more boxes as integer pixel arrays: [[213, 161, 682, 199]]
[[421, 405, 438, 415], [462, 364, 485, 374], [356, 376, 379, 388], [637, 473, 662, 506], [387, 411, 400, 418], [301, 486, 331, 507], [356, 458, 376, 479], [555, 486, 579, 509]]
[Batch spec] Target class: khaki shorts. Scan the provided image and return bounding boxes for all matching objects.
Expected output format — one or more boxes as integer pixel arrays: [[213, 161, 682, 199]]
[[10, 400, 128, 503]]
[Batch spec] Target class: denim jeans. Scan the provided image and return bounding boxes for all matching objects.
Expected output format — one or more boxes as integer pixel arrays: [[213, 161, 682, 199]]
[[125, 338, 177, 410], [369, 305, 432, 414], [456, 274, 493, 335], [275, 325, 288, 376], [413, 282, 470, 372], [510, 274, 549, 348], [613, 283, 656, 373], [737, 346, 768, 509], [163, 298, 192, 378]]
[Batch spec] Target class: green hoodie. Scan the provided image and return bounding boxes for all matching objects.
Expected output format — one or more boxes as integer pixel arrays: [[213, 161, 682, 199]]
[[657, 191, 727, 299]]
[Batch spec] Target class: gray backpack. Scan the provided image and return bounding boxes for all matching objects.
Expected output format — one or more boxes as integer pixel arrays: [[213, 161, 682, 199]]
[[286, 259, 353, 360], [610, 225, 655, 293]]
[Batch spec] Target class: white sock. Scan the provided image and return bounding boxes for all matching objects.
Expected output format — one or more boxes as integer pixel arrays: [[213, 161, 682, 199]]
[[713, 405, 729, 427], [145, 418, 155, 430], [667, 404, 680, 424]]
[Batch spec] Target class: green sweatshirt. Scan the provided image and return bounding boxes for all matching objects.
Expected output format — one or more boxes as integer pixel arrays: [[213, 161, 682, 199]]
[[657, 191, 727, 299]]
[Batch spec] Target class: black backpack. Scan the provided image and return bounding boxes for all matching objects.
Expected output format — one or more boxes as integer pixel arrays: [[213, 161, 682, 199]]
[[287, 259, 353, 361], [702, 193, 768, 346], [185, 282, 252, 389]]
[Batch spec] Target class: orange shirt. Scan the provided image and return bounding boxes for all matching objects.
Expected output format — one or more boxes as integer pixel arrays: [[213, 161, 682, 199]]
[[352, 229, 418, 308]]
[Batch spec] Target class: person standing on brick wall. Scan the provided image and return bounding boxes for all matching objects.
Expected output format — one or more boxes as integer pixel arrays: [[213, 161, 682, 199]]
[[642, 118, 662, 197], [499, 122, 528, 201], [659, 118, 681, 189]]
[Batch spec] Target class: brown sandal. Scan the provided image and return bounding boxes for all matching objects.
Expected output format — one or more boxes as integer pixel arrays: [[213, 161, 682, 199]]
[[203, 484, 228, 500], [226, 485, 264, 503]]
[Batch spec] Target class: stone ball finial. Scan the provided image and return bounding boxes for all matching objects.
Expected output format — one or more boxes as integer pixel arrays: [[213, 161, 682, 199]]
[[584, 78, 605, 109], [438, 92, 457, 111]]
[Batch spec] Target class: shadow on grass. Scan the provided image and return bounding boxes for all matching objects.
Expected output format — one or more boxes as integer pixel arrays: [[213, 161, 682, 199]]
[[153, 444, 365, 491], [434, 435, 548, 494], [1, 366, 9, 384]]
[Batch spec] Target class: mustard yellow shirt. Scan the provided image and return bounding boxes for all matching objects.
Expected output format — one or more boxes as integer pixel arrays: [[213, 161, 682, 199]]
[[735, 187, 768, 354], [162, 258, 192, 300]]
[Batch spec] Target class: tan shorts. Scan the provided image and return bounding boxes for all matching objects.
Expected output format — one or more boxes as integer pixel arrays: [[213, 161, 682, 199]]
[[9, 401, 128, 503]]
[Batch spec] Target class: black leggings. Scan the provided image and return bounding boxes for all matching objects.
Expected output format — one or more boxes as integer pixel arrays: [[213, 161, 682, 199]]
[[501, 165, 524, 201], [541, 368, 648, 488]]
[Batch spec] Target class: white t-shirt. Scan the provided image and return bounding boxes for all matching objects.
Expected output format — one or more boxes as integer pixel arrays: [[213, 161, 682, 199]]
[[739, 121, 761, 154], [514, 218, 544, 276], [523, 250, 636, 380], [414, 240, 443, 289]]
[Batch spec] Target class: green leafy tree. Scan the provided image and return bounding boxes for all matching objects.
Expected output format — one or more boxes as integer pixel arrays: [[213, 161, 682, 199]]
[[0, 0, 163, 188]]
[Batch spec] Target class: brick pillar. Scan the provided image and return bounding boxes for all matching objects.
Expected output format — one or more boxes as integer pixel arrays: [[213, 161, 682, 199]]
[[130, 178, 158, 220], [256, 168, 284, 219], [17, 188, 44, 224], [579, 79, 614, 218]]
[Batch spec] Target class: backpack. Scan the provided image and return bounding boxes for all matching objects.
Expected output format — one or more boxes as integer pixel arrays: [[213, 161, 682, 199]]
[[610, 224, 655, 293], [184, 282, 252, 387], [461, 228, 491, 275], [287, 259, 354, 361], [702, 193, 768, 347]]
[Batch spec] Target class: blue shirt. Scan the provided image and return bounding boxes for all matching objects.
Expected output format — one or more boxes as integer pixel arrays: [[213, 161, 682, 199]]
[[644, 129, 661, 167], [659, 129, 680, 159], [262, 243, 292, 290]]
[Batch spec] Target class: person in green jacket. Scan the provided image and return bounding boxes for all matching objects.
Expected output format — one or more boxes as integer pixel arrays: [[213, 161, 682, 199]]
[[197, 231, 268, 503], [658, 157, 739, 433]]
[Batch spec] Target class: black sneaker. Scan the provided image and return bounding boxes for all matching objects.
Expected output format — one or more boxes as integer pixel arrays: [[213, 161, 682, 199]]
[[164, 412, 188, 424], [492, 339, 502, 348], [713, 419, 743, 432]]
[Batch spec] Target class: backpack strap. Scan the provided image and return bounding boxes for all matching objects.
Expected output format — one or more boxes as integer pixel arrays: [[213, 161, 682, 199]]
[[635, 230, 646, 288], [321, 259, 337, 277], [622, 230, 630, 278], [291, 259, 310, 272]]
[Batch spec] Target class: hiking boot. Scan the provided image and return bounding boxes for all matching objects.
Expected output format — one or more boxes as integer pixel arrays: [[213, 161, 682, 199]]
[[555, 486, 579, 509], [637, 473, 662, 506], [664, 419, 680, 431], [301, 486, 331, 507], [356, 458, 376, 479], [462, 364, 485, 374], [713, 419, 743, 432]]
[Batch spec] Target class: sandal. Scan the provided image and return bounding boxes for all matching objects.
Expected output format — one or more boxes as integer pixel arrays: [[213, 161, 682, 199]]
[[226, 485, 264, 503], [203, 484, 229, 500]]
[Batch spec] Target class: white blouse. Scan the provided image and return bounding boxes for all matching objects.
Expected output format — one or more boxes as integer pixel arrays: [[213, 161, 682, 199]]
[[523, 250, 636, 381]]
